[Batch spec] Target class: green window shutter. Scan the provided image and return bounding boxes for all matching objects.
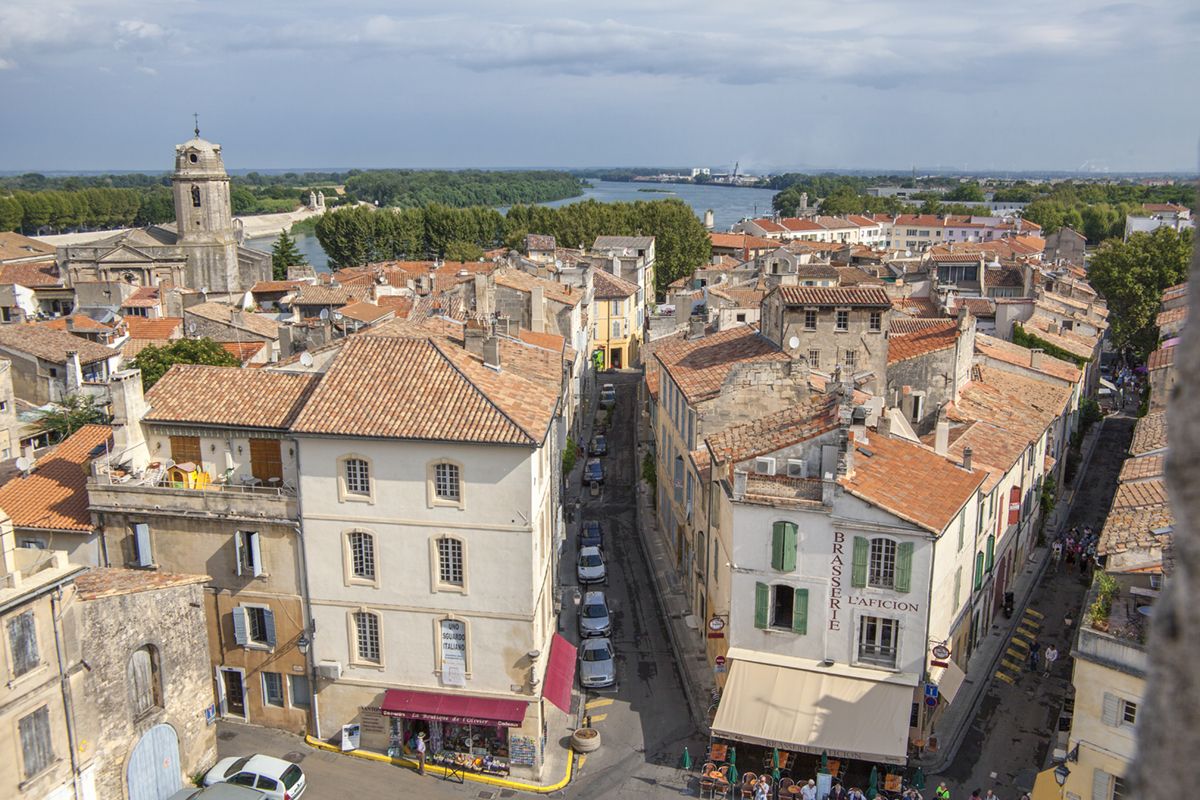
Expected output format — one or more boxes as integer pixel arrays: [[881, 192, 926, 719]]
[[985, 535, 995, 572], [895, 542, 913, 593], [974, 552, 984, 590], [792, 588, 809, 635], [771, 523, 786, 571], [781, 523, 798, 572], [754, 582, 770, 629], [953, 566, 962, 610], [851, 536, 869, 588]]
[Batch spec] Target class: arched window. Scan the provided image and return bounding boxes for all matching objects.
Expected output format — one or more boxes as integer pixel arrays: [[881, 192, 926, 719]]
[[128, 645, 161, 718], [433, 462, 461, 502], [435, 536, 465, 588], [352, 611, 381, 664], [346, 531, 376, 582], [190, 185, 201, 208]]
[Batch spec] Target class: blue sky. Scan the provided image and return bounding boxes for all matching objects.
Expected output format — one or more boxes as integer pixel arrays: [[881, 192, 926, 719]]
[[1, 0, 1197, 173]]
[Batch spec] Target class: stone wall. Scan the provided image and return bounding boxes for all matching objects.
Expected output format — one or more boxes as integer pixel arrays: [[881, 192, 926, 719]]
[[886, 347, 957, 434], [700, 359, 809, 434]]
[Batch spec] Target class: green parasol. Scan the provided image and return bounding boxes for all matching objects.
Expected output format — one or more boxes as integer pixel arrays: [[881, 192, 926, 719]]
[[821, 752, 829, 773], [682, 746, 693, 770], [728, 747, 739, 785], [868, 766, 879, 798], [772, 748, 781, 780], [912, 768, 926, 790]]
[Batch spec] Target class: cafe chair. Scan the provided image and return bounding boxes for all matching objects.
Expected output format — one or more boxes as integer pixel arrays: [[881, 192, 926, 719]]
[[741, 773, 758, 799]]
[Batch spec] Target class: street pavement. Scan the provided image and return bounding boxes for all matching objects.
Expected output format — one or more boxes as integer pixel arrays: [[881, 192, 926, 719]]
[[932, 412, 1136, 800]]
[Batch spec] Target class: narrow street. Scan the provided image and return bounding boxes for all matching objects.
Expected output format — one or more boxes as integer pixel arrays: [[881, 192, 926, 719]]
[[933, 411, 1137, 800]]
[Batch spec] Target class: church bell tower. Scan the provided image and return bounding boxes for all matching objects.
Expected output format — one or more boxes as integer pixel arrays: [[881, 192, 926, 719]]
[[172, 120, 241, 292]]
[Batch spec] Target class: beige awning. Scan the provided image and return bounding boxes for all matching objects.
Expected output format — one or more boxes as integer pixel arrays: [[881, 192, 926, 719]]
[[929, 659, 966, 704], [711, 659, 911, 764]]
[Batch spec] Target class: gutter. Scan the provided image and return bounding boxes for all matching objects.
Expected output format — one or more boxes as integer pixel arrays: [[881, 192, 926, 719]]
[[291, 443, 321, 740]]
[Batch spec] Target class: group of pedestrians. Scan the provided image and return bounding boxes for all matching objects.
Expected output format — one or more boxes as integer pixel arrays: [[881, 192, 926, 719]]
[[1051, 526, 1098, 576], [935, 783, 1032, 800]]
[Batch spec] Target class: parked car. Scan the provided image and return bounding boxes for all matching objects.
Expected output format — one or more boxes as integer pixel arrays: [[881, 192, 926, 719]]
[[577, 546, 607, 584], [589, 434, 608, 456], [600, 384, 617, 408], [169, 786, 269, 800], [204, 755, 306, 800], [580, 520, 604, 549], [583, 458, 604, 484], [578, 637, 616, 689], [578, 590, 612, 637]]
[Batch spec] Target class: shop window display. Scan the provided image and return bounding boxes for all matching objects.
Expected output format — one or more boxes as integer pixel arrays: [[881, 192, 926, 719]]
[[389, 717, 510, 776]]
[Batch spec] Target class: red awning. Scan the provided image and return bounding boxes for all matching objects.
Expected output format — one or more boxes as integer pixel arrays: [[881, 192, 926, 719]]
[[543, 633, 577, 714], [380, 689, 528, 728]]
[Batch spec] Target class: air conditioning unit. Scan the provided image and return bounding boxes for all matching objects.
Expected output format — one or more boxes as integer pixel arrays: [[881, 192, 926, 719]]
[[755, 457, 776, 476], [316, 662, 342, 680], [787, 459, 808, 479]]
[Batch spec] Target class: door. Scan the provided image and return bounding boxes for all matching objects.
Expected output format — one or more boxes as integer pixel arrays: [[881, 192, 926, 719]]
[[249, 438, 283, 483], [221, 668, 246, 717], [126, 723, 182, 800], [169, 435, 202, 467]]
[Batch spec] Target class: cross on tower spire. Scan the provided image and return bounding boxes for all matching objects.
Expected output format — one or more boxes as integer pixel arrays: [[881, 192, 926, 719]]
[[193, 113, 200, 138]]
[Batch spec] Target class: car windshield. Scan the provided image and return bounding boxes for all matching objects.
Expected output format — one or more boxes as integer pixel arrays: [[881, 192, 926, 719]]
[[281, 765, 303, 789], [226, 758, 251, 777], [579, 553, 603, 567], [582, 603, 607, 618], [583, 644, 612, 661]]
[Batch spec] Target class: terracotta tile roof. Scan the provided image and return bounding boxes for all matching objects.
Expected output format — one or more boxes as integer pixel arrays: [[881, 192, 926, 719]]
[[375, 295, 414, 318], [974, 333, 1082, 383], [1008, 235, 1046, 255], [591, 269, 638, 300], [337, 301, 395, 324], [219, 341, 267, 362], [1119, 453, 1164, 483], [891, 317, 953, 335], [839, 433, 986, 533], [948, 365, 1073, 445], [1020, 315, 1095, 359], [185, 302, 281, 340], [709, 287, 765, 308], [1148, 344, 1176, 371], [929, 251, 985, 263], [0, 232, 56, 262], [891, 296, 942, 318], [1130, 411, 1167, 456], [1143, 203, 1190, 214], [775, 286, 891, 307], [654, 326, 789, 405], [642, 331, 686, 402], [125, 317, 183, 339], [888, 320, 958, 364], [146, 366, 319, 429], [1098, 502, 1173, 557], [1113, 477, 1169, 510], [525, 234, 556, 251], [120, 286, 160, 308], [710, 232, 777, 250], [518, 329, 565, 352], [1161, 282, 1188, 302], [0, 259, 61, 287], [251, 280, 306, 294], [292, 336, 559, 445], [294, 285, 371, 307], [1156, 305, 1187, 328], [847, 215, 880, 227], [936, 420, 1029, 491], [747, 219, 787, 234], [37, 314, 114, 333], [705, 395, 840, 466], [0, 424, 112, 531], [950, 297, 996, 317], [75, 567, 211, 600], [494, 268, 582, 306], [834, 267, 883, 286], [988, 266, 1025, 288], [122, 339, 170, 359], [780, 218, 826, 232], [593, 235, 654, 251], [0, 323, 119, 365]]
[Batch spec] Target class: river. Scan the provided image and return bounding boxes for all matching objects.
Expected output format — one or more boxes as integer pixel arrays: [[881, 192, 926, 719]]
[[245, 180, 778, 271]]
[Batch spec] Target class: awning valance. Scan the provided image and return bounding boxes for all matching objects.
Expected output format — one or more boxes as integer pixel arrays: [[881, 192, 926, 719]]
[[543, 633, 576, 714], [711, 659, 911, 765], [380, 689, 528, 728]]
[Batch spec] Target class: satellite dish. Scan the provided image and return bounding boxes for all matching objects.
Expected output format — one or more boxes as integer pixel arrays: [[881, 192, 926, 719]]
[[187, 322, 197, 335], [788, 336, 800, 350], [299, 352, 314, 368], [319, 309, 330, 321], [15, 457, 30, 472]]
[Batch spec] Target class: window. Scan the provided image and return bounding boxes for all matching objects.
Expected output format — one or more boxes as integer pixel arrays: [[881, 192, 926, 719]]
[[235, 531, 263, 577], [974, 551, 985, 591], [853, 536, 913, 592], [232, 605, 276, 649], [289, 674, 311, 708], [807, 349, 820, 368], [344, 458, 370, 496], [754, 583, 808, 634], [127, 645, 161, 717], [858, 616, 899, 667], [347, 531, 376, 581], [836, 310, 849, 331], [354, 611, 381, 663], [1122, 700, 1137, 726], [18, 706, 53, 779], [843, 349, 857, 369], [611, 320, 622, 338], [191, 185, 201, 207], [433, 462, 461, 502], [770, 521, 798, 572], [132, 522, 153, 568], [957, 513, 965, 552], [868, 538, 897, 588], [953, 566, 963, 610], [262, 672, 285, 707], [985, 534, 995, 572], [1102, 692, 1138, 728], [7, 610, 39, 677], [786, 459, 807, 479], [437, 537, 464, 587], [611, 300, 623, 316], [736, 313, 747, 323], [169, 435, 202, 466], [804, 309, 817, 330], [869, 311, 883, 332], [771, 584, 794, 629]]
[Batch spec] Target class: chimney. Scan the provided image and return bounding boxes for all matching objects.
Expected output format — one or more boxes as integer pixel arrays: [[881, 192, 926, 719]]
[[688, 317, 706, 340], [962, 446, 973, 471], [531, 285, 545, 332], [877, 413, 892, 438], [473, 273, 492, 317], [483, 336, 501, 370], [850, 406, 869, 446], [1030, 347, 1044, 369], [465, 321, 486, 357], [733, 469, 748, 500], [109, 369, 148, 457], [934, 416, 950, 455], [1048, 321, 1060, 335], [64, 350, 82, 391], [231, 309, 245, 327]]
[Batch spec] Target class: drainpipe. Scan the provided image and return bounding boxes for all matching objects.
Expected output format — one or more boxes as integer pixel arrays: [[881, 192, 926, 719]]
[[921, 529, 937, 739], [291, 441, 321, 740], [51, 587, 85, 800]]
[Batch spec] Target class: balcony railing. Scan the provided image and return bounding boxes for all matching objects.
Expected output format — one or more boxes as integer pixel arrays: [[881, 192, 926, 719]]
[[89, 462, 299, 521]]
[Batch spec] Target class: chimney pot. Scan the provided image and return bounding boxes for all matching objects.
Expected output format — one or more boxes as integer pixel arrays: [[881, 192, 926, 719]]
[[483, 336, 501, 370], [1030, 347, 1044, 369], [963, 446, 973, 471], [934, 417, 950, 456]]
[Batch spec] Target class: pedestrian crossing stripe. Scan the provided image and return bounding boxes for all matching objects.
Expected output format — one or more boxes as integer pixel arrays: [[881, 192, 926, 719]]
[[1025, 608, 1045, 619], [1016, 627, 1038, 639], [584, 698, 613, 710], [1006, 648, 1024, 660], [1001, 659, 1024, 674], [1009, 638, 1029, 651], [995, 672, 1016, 684]]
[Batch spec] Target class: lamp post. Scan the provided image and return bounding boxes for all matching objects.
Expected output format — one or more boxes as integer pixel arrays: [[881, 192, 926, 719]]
[[1054, 763, 1070, 788], [297, 633, 311, 656]]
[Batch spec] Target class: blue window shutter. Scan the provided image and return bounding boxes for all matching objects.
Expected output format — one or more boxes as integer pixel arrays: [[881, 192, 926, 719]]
[[232, 607, 248, 646], [263, 609, 277, 648], [133, 523, 152, 567]]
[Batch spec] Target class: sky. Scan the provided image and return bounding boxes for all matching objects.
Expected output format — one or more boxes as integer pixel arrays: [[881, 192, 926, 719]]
[[0, 0, 1197, 173]]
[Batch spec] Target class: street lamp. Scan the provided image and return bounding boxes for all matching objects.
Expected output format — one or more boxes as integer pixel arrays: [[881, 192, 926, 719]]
[[1053, 764, 1070, 787], [297, 633, 311, 655]]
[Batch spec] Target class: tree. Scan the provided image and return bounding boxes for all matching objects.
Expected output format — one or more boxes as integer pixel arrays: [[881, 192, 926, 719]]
[[444, 240, 484, 262], [271, 228, 308, 280], [1088, 227, 1193, 358], [130, 338, 241, 390], [945, 182, 985, 202], [38, 394, 107, 441]]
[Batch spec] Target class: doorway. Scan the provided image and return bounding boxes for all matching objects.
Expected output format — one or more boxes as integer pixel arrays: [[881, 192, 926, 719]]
[[611, 348, 623, 370], [126, 723, 182, 800], [220, 668, 246, 718]]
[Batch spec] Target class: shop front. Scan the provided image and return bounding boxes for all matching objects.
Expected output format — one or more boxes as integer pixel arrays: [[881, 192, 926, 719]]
[[380, 690, 528, 777]]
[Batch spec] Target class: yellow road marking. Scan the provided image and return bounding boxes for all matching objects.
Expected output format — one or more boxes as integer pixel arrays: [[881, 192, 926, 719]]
[[584, 698, 613, 710], [1009, 638, 1029, 651], [1006, 648, 1024, 660], [1025, 608, 1045, 618], [587, 713, 608, 723], [577, 755, 587, 769], [995, 672, 1015, 684], [1016, 627, 1038, 639], [1001, 659, 1025, 673], [1021, 617, 1041, 629]]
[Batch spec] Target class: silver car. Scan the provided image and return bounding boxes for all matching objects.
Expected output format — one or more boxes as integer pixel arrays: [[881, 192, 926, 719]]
[[578, 590, 612, 637], [600, 384, 617, 408], [579, 637, 616, 689], [577, 546, 606, 584]]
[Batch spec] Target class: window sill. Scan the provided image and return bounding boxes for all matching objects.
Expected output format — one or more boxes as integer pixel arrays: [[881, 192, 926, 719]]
[[6, 662, 49, 689], [19, 759, 64, 792], [243, 643, 274, 653], [349, 660, 386, 671], [346, 577, 380, 589], [434, 584, 468, 595], [339, 493, 374, 505]]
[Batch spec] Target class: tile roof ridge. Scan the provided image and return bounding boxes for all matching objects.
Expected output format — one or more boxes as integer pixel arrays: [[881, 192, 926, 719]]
[[428, 338, 537, 445]]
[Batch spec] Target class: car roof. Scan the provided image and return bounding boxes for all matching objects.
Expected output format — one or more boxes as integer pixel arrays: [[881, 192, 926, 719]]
[[171, 785, 268, 800], [241, 754, 295, 778], [580, 636, 613, 650], [583, 590, 606, 602], [579, 545, 602, 556]]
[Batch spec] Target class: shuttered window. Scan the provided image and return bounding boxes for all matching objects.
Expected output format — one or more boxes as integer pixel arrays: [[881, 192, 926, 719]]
[[974, 552, 985, 590], [1092, 770, 1114, 800], [953, 566, 962, 610], [233, 606, 276, 648], [132, 523, 153, 568], [792, 588, 809, 635], [235, 531, 263, 577], [851, 536, 869, 587], [169, 435, 202, 466], [1008, 486, 1021, 526], [7, 610, 39, 677], [985, 535, 995, 572], [895, 542, 913, 593], [19, 705, 53, 779], [771, 522, 798, 572], [754, 582, 769, 629], [127, 646, 160, 717]]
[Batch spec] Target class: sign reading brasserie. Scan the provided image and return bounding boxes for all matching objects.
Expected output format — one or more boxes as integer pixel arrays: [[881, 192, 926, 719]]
[[829, 532, 920, 631]]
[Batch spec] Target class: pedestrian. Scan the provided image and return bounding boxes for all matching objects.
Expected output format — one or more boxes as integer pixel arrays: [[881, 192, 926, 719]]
[[1028, 641, 1041, 672], [984, 789, 999, 800], [802, 780, 818, 800], [1051, 539, 1062, 569], [1044, 645, 1059, 676], [970, 790, 982, 800], [935, 783, 951, 800], [904, 788, 924, 800], [415, 731, 426, 775], [755, 775, 771, 800], [848, 787, 867, 800], [830, 780, 847, 800]]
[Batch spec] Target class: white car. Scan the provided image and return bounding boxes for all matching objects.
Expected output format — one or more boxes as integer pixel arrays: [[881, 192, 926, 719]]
[[577, 545, 607, 584], [204, 754, 306, 800]]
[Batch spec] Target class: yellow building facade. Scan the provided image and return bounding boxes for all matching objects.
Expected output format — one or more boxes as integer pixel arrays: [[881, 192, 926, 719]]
[[591, 270, 640, 370]]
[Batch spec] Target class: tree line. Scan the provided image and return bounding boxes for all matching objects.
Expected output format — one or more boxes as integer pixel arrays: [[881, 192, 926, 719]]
[[342, 170, 585, 208], [314, 198, 711, 294]]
